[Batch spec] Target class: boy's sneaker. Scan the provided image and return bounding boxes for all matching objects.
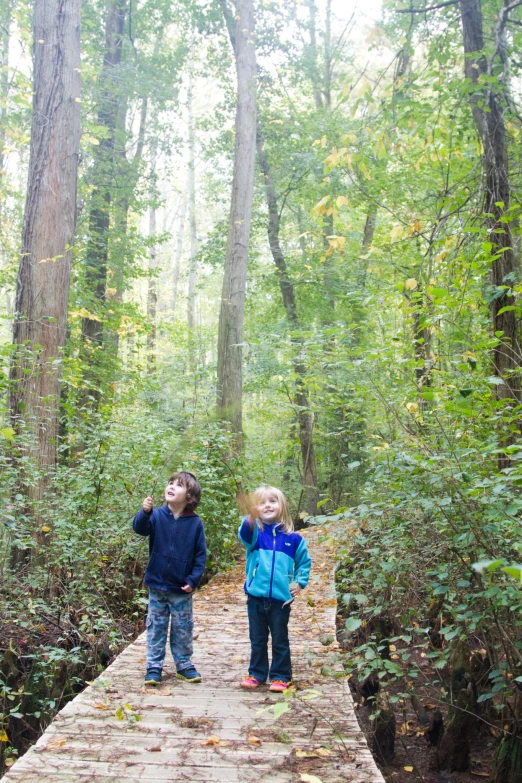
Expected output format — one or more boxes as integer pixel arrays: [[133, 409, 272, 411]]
[[241, 675, 264, 689], [144, 668, 162, 686], [176, 666, 202, 683], [269, 680, 292, 692]]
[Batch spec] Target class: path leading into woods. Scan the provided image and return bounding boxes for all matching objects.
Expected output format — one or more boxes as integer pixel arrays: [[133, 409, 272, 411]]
[[3, 521, 385, 783]]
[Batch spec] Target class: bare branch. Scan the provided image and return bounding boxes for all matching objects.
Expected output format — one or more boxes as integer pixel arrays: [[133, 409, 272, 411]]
[[396, 0, 458, 12]]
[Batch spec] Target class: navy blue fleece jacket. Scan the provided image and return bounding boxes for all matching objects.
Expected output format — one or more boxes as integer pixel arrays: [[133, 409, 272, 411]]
[[133, 505, 207, 593]]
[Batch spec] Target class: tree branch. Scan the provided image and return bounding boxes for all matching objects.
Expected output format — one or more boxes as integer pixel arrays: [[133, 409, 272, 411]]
[[396, 0, 458, 12]]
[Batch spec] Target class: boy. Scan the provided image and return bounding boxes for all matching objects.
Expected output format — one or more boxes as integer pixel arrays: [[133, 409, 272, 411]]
[[133, 471, 206, 686]]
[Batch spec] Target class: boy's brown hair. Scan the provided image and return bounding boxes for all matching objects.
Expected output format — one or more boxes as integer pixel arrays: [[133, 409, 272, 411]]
[[168, 471, 201, 512]]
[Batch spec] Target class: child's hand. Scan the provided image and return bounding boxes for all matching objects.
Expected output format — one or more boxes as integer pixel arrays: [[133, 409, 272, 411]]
[[181, 584, 193, 593], [290, 583, 302, 597], [236, 492, 259, 527], [143, 496, 154, 513]]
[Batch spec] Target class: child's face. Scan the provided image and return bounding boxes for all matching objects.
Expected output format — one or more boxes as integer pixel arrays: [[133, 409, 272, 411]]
[[165, 478, 188, 509], [258, 492, 281, 523]]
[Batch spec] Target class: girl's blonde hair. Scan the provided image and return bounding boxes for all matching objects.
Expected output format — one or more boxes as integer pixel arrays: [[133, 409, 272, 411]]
[[253, 485, 294, 533]]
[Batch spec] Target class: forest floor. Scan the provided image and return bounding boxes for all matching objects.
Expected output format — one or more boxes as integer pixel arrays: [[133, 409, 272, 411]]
[[335, 576, 497, 783], [1, 520, 384, 783]]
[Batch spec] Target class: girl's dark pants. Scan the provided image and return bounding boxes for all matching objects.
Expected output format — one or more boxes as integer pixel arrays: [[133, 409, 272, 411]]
[[247, 595, 292, 682]]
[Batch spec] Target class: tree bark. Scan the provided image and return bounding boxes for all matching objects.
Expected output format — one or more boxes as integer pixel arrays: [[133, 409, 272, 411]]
[[216, 0, 257, 438], [305, 0, 323, 110], [172, 177, 188, 314], [256, 127, 319, 515], [187, 66, 198, 337], [0, 0, 11, 178], [81, 0, 127, 363], [9, 0, 81, 515], [459, 0, 520, 448], [146, 148, 158, 372]]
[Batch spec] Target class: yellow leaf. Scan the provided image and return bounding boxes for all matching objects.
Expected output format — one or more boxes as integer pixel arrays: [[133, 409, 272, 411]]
[[404, 767, 414, 773], [40, 526, 51, 533], [300, 775, 323, 783], [248, 735, 261, 744], [360, 162, 371, 180], [47, 738, 66, 748], [0, 730, 8, 742], [336, 195, 350, 208], [4, 758, 14, 767], [94, 703, 109, 710], [404, 278, 418, 291], [406, 402, 419, 414], [390, 225, 404, 240], [202, 736, 221, 745], [315, 747, 333, 757]]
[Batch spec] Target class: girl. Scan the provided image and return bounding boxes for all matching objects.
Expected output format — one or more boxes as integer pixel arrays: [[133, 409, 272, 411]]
[[238, 485, 312, 692]]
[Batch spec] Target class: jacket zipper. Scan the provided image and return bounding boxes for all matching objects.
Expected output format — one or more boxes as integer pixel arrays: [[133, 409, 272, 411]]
[[269, 526, 277, 599]]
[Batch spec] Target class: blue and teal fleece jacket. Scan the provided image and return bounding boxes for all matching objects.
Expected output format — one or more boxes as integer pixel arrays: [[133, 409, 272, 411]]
[[238, 518, 312, 604]]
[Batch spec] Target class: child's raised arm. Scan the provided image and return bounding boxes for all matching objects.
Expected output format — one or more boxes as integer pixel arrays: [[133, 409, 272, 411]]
[[132, 497, 154, 536]]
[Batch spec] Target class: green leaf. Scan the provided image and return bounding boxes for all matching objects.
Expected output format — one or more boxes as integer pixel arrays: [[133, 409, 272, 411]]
[[345, 617, 362, 632], [473, 559, 503, 573], [502, 565, 522, 582], [273, 701, 290, 719]]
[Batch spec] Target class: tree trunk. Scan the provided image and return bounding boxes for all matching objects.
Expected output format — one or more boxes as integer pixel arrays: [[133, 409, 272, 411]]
[[81, 0, 127, 372], [323, 0, 332, 109], [494, 730, 522, 783], [9, 0, 81, 521], [305, 0, 323, 109], [147, 149, 158, 372], [357, 208, 377, 290], [0, 0, 11, 178], [459, 0, 520, 463], [172, 177, 188, 315], [216, 0, 257, 439], [187, 66, 198, 337], [437, 641, 477, 772], [256, 127, 319, 516]]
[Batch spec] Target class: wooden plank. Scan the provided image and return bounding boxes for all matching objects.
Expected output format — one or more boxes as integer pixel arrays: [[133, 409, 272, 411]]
[[3, 521, 385, 783]]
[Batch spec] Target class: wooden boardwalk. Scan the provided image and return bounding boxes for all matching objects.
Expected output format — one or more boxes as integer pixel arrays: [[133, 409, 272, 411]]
[[3, 521, 385, 783]]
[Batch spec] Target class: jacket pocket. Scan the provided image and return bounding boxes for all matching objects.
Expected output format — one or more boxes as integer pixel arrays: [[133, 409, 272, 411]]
[[247, 562, 259, 587]]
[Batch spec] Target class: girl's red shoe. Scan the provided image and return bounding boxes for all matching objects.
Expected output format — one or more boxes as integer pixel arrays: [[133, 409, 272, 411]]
[[241, 675, 264, 689]]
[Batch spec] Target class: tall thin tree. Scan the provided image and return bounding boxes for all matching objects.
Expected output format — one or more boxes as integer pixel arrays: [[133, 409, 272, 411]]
[[9, 0, 81, 516], [216, 0, 257, 438]]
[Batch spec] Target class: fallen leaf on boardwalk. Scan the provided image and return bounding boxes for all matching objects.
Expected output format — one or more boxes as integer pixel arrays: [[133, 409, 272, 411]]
[[232, 656, 243, 662], [146, 745, 162, 752], [46, 738, 67, 748], [404, 767, 414, 773], [296, 750, 320, 758], [315, 747, 333, 757], [300, 775, 323, 783], [93, 703, 109, 710], [202, 736, 228, 746], [248, 735, 261, 744]]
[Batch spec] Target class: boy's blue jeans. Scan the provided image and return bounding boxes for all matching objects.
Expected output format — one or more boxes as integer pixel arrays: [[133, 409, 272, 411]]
[[247, 595, 292, 682], [146, 588, 194, 672]]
